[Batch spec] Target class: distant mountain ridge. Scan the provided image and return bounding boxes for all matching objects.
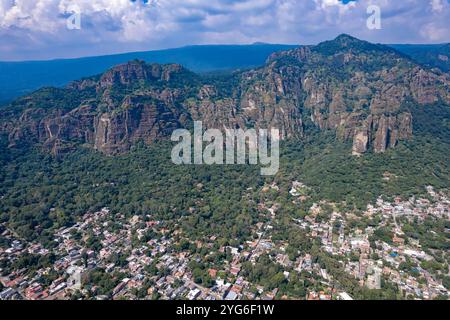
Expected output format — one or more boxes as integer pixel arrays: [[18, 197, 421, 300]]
[[0, 44, 299, 105], [389, 43, 450, 72]]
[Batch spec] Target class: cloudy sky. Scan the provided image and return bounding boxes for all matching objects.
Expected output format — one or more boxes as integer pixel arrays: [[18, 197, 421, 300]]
[[0, 0, 449, 61]]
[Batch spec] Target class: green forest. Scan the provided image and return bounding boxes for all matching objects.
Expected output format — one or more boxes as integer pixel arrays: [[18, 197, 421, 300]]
[[1, 128, 448, 246]]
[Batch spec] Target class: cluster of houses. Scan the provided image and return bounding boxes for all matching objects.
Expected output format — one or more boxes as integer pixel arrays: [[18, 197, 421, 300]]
[[290, 184, 449, 299], [0, 183, 448, 300]]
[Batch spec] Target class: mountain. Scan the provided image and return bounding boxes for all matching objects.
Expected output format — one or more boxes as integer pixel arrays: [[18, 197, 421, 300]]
[[1, 35, 449, 251], [1, 41, 449, 108], [0, 44, 298, 106], [1, 34, 449, 158], [389, 43, 450, 72]]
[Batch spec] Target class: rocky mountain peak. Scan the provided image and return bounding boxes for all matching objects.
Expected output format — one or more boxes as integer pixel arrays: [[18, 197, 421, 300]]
[[98, 61, 188, 89], [314, 33, 396, 56], [334, 33, 363, 45]]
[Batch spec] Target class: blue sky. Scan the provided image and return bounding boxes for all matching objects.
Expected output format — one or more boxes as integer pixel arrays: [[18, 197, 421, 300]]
[[0, 0, 449, 61]]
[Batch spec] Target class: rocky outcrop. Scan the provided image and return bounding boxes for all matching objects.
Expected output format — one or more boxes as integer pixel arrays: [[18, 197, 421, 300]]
[[351, 113, 412, 155], [1, 35, 449, 156], [352, 129, 370, 155], [97, 61, 187, 90], [267, 46, 312, 64], [7, 104, 96, 152], [93, 96, 185, 154]]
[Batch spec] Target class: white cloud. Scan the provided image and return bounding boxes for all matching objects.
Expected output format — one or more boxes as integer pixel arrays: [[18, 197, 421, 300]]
[[421, 22, 449, 41], [430, 0, 444, 13], [0, 0, 449, 60]]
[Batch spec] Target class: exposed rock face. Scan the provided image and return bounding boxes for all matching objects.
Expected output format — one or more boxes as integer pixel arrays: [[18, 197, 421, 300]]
[[351, 113, 413, 155], [277, 35, 449, 154], [352, 129, 370, 156], [93, 96, 185, 154], [97, 61, 186, 90], [1, 35, 449, 156], [267, 46, 312, 63], [237, 61, 305, 139]]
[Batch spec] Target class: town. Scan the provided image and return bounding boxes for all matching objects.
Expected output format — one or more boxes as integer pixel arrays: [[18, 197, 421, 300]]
[[0, 184, 448, 300]]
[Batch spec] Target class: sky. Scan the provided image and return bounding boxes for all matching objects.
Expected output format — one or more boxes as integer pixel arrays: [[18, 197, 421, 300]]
[[0, 0, 449, 61]]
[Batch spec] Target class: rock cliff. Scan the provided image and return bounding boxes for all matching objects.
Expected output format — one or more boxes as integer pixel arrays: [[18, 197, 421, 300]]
[[1, 35, 449, 156]]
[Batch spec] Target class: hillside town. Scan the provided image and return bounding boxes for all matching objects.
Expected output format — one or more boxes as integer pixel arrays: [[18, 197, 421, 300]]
[[0, 184, 449, 301]]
